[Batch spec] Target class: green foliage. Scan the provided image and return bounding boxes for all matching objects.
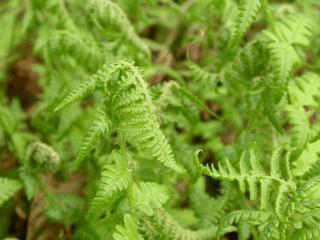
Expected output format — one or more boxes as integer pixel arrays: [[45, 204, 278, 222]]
[[1, 0, 320, 239], [0, 178, 21, 207]]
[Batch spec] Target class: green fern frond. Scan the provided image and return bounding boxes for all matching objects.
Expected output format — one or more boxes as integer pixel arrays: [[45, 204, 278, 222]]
[[288, 73, 320, 108], [54, 75, 97, 112], [89, 0, 150, 57], [72, 104, 110, 170], [88, 151, 132, 219], [55, 60, 183, 172], [218, 41, 268, 90], [272, 14, 313, 46], [24, 141, 60, 172], [0, 178, 21, 207], [302, 160, 320, 181], [139, 209, 217, 240], [45, 30, 104, 69], [286, 105, 310, 147], [229, 0, 261, 47], [216, 210, 271, 239], [133, 182, 169, 216], [187, 62, 216, 84], [113, 214, 144, 240], [294, 225, 320, 240], [20, 142, 60, 200], [263, 14, 313, 86], [194, 147, 296, 215], [268, 42, 299, 84]]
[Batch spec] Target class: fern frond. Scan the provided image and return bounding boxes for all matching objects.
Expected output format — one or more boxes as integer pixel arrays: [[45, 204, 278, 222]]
[[288, 73, 320, 108], [113, 214, 144, 240], [139, 209, 217, 240], [88, 151, 132, 219], [45, 30, 104, 69], [0, 178, 21, 207], [20, 142, 60, 200], [294, 225, 320, 240], [286, 105, 310, 147], [24, 141, 60, 172], [56, 60, 183, 172], [89, 0, 150, 57], [187, 62, 216, 84], [263, 14, 313, 86], [194, 147, 295, 215], [302, 160, 320, 181], [268, 42, 299, 85], [54, 75, 97, 112], [72, 104, 110, 170], [188, 180, 229, 226], [229, 0, 261, 47], [216, 210, 271, 239], [218, 41, 268, 90], [132, 182, 169, 216], [273, 14, 313, 46]]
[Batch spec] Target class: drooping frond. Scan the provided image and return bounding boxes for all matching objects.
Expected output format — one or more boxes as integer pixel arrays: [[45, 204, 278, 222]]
[[55, 60, 183, 172], [132, 182, 169, 216], [0, 177, 22, 207], [88, 151, 132, 219], [139, 209, 217, 240], [194, 147, 296, 215], [113, 214, 144, 240], [89, 0, 150, 57], [229, 0, 261, 47]]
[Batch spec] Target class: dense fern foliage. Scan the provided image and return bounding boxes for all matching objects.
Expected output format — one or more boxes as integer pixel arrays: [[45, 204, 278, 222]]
[[1, 0, 320, 239]]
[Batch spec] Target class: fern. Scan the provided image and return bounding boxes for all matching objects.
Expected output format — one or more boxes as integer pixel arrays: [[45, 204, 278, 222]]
[[132, 181, 169, 216], [20, 142, 60, 200], [139, 209, 217, 240], [229, 0, 261, 47], [55, 60, 183, 172], [44, 30, 105, 69], [89, 0, 150, 57], [88, 151, 132, 219], [288, 73, 320, 108], [194, 147, 296, 215], [286, 105, 310, 147], [113, 214, 144, 240], [2, 0, 320, 238], [0, 178, 21, 207], [216, 210, 271, 238], [217, 41, 268, 91], [72, 104, 110, 169], [263, 13, 313, 86]]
